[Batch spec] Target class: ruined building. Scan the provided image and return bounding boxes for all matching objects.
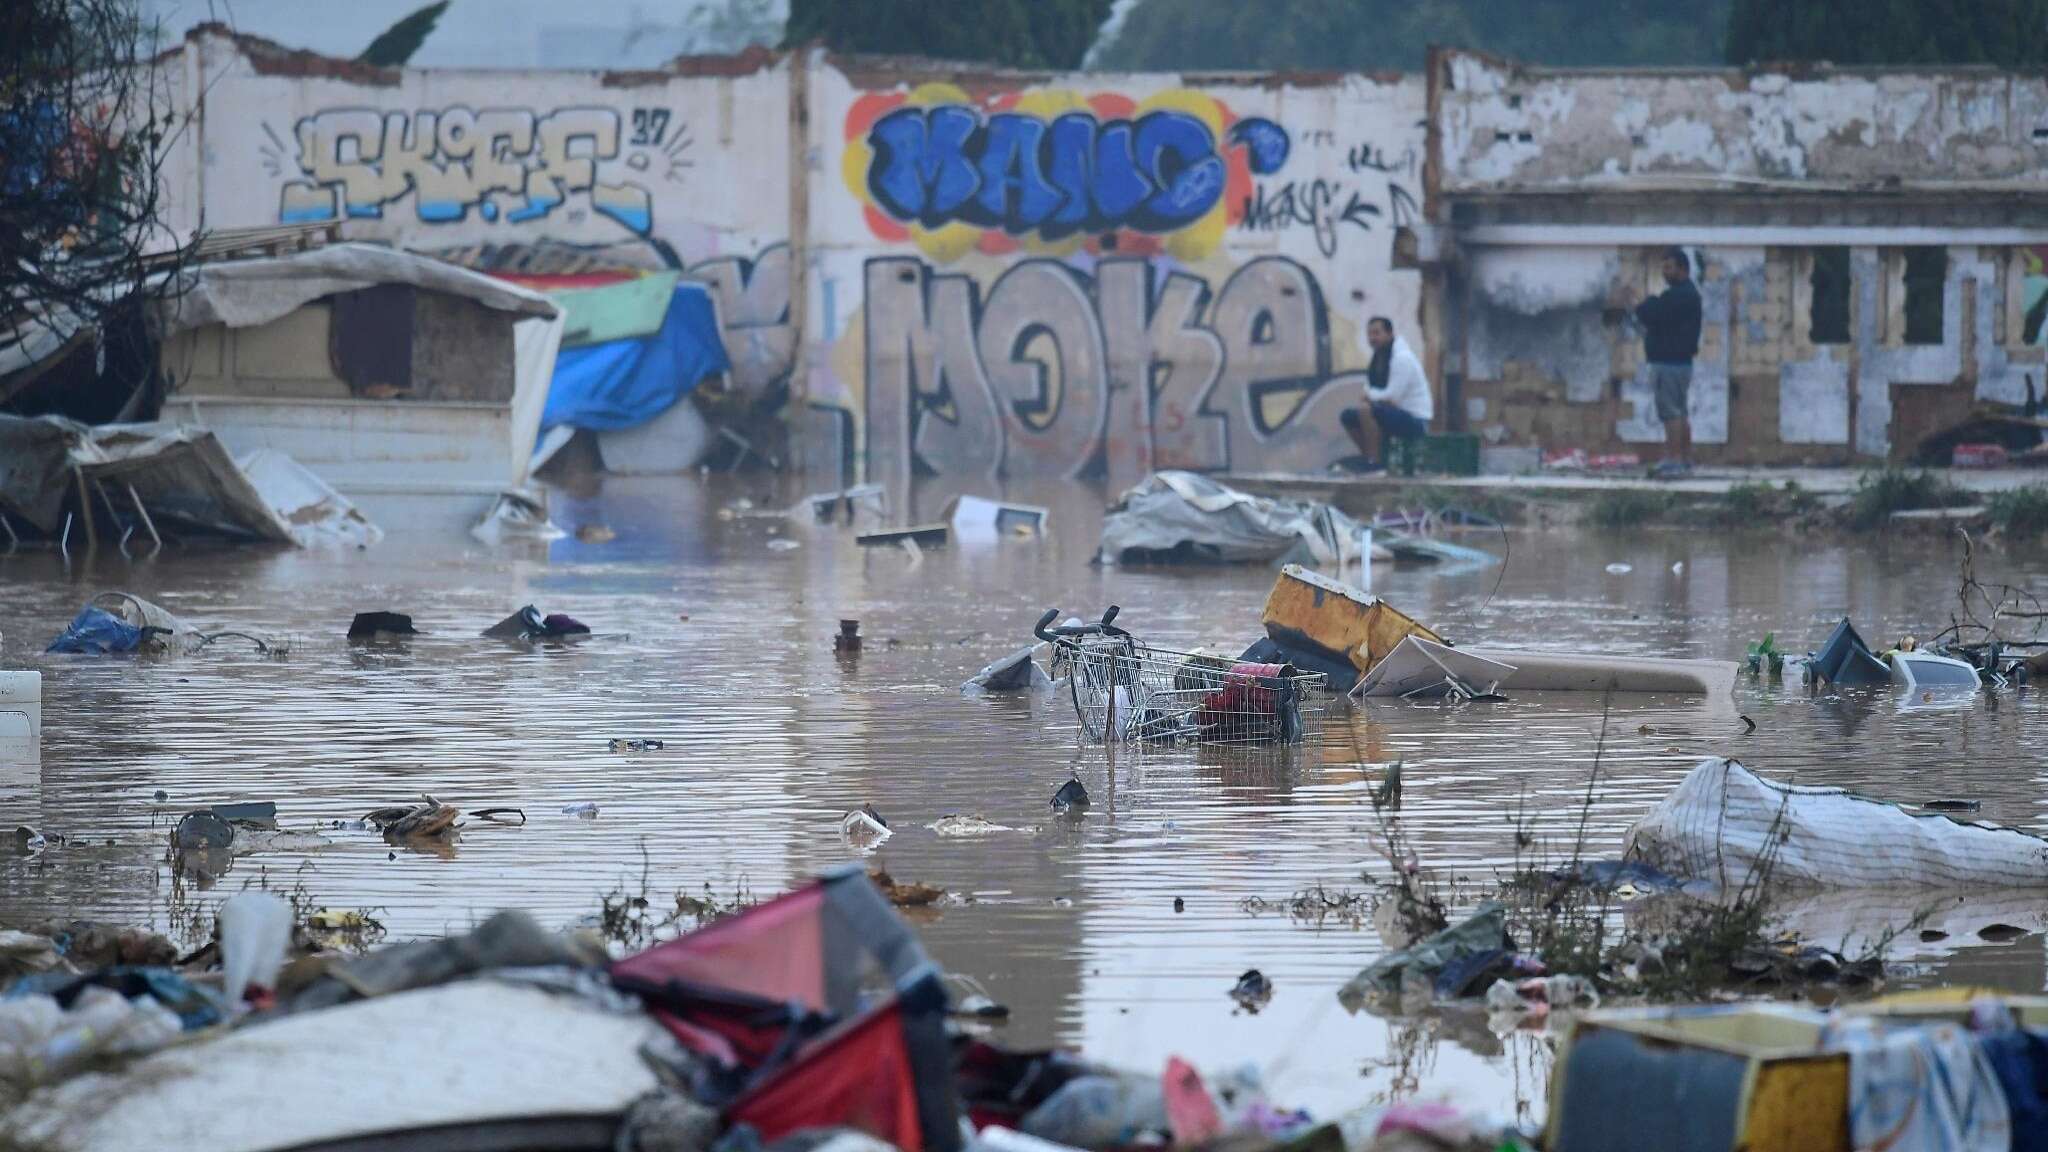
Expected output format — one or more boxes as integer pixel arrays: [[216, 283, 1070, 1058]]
[[141, 30, 2048, 482]]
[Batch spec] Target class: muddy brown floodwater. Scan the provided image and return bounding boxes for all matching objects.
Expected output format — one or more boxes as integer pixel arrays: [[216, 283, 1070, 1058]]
[[4, 474, 2048, 1125]]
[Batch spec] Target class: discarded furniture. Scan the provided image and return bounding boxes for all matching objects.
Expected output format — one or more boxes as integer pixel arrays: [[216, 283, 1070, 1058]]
[[946, 494, 1049, 541], [1804, 618, 1890, 686], [1888, 649, 1981, 691], [1261, 564, 1441, 690], [1547, 1004, 1849, 1152], [1625, 758, 2048, 890], [1353, 636, 1515, 700], [1461, 648, 1738, 695], [857, 524, 949, 548]]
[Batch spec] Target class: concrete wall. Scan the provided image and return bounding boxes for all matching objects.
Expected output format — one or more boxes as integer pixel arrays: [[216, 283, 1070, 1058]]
[[804, 59, 1427, 490], [165, 32, 1427, 484], [156, 32, 2048, 473], [181, 29, 798, 421], [1440, 51, 2048, 193], [1440, 50, 2048, 463]]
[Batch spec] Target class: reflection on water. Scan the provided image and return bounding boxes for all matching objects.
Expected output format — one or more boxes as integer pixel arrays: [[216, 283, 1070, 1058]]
[[3, 473, 2047, 1119]]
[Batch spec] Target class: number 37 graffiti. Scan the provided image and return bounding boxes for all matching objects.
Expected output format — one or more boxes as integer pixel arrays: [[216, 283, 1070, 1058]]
[[267, 104, 692, 235]]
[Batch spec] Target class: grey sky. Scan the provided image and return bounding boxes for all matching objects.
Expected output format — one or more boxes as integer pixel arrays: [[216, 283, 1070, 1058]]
[[138, 0, 786, 69]]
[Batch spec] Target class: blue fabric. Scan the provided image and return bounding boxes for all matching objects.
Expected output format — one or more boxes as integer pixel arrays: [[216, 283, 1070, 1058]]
[[539, 284, 730, 435], [1370, 401, 1428, 441], [1979, 1028, 2048, 1151], [46, 606, 144, 654]]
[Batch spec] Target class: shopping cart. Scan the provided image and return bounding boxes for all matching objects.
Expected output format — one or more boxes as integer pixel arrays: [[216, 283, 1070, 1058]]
[[1034, 607, 1328, 748]]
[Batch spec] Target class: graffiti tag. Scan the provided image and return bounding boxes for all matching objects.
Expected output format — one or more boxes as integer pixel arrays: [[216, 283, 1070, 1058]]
[[1238, 180, 1380, 257], [270, 105, 689, 235], [864, 107, 1288, 240]]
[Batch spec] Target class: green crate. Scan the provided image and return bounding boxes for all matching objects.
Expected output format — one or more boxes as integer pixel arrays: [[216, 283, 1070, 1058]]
[[1389, 432, 1480, 477]]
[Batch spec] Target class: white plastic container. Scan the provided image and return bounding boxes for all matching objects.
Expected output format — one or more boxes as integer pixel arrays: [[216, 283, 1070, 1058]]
[[0, 671, 40, 751]]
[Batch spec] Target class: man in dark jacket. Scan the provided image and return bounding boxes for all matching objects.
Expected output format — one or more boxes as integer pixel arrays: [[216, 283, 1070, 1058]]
[[1632, 247, 1703, 477]]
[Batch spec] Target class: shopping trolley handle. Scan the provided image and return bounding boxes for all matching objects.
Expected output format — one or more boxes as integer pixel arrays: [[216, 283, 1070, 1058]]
[[1034, 606, 1128, 642]]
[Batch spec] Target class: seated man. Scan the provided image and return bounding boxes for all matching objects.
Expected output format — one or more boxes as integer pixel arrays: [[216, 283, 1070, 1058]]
[[1339, 316, 1432, 471]]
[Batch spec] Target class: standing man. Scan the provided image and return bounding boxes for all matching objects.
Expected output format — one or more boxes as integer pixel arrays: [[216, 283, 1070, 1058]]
[[1339, 317, 1432, 472], [1632, 247, 1703, 477]]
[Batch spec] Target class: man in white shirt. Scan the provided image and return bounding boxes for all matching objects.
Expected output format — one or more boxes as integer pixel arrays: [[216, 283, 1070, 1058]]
[[1339, 317, 1433, 470]]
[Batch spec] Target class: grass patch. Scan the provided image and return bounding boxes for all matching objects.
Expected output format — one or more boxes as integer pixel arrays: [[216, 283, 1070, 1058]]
[[1588, 488, 1676, 529], [1721, 479, 1820, 523], [1403, 485, 1525, 527], [1848, 468, 1966, 530], [1986, 485, 2048, 538]]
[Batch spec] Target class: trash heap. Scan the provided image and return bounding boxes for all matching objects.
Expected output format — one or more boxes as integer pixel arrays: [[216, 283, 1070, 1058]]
[[0, 865, 1528, 1152]]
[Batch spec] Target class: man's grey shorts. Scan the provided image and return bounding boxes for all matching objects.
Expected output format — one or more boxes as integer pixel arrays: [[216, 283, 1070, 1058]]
[[1650, 362, 1693, 423]]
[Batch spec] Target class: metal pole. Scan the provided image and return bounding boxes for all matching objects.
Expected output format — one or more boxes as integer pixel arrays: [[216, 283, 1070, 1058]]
[[60, 513, 72, 559], [0, 511, 15, 548], [73, 469, 98, 552], [126, 484, 162, 549]]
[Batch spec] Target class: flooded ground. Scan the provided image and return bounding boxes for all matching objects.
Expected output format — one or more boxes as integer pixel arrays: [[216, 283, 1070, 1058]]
[[4, 473, 2047, 1124]]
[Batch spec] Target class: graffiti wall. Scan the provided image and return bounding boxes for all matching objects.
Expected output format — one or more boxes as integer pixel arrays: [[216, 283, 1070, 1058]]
[[185, 30, 797, 402], [168, 36, 1426, 484], [805, 65, 1427, 490]]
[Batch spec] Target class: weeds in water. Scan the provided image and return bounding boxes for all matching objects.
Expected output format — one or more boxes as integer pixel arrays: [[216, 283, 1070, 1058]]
[[1849, 468, 1965, 529], [1588, 489, 1675, 529], [1986, 485, 2048, 538], [596, 839, 758, 951], [1241, 882, 1373, 927], [1400, 487, 1524, 526], [1721, 480, 1820, 525]]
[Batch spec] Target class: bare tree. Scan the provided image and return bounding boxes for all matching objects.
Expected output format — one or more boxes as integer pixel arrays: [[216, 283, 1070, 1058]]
[[1, 0, 190, 409]]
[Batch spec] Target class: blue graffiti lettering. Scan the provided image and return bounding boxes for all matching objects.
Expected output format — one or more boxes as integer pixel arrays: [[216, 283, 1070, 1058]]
[[865, 107, 1291, 239]]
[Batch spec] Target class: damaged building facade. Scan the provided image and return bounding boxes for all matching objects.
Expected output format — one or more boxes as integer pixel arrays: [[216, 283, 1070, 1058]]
[[127, 31, 2048, 484], [1430, 49, 2048, 466]]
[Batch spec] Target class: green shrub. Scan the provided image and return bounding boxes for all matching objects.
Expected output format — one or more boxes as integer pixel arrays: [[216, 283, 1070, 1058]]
[[1589, 488, 1675, 529], [1987, 486, 2048, 538], [1848, 469, 1963, 530]]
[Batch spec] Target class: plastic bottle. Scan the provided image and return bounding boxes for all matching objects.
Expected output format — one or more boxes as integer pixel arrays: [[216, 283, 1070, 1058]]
[[220, 891, 291, 1005]]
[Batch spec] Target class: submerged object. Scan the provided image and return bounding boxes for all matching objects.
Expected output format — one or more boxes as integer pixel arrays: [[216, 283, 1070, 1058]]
[[1259, 564, 1440, 692], [1887, 650, 1980, 692], [1354, 636, 1516, 700], [1807, 618, 1890, 686], [348, 611, 418, 640], [1463, 647, 1738, 696], [1626, 758, 2048, 890], [482, 606, 590, 641]]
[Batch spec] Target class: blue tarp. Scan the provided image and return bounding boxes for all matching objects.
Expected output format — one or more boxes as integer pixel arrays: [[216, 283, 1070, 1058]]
[[539, 283, 729, 435], [46, 606, 144, 654]]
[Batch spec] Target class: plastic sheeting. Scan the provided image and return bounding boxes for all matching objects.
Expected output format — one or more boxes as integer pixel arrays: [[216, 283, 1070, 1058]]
[[1339, 903, 1508, 1004], [1097, 472, 1365, 566], [539, 284, 728, 435], [237, 450, 382, 548], [509, 314, 564, 488], [1624, 759, 2048, 890], [153, 244, 556, 337]]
